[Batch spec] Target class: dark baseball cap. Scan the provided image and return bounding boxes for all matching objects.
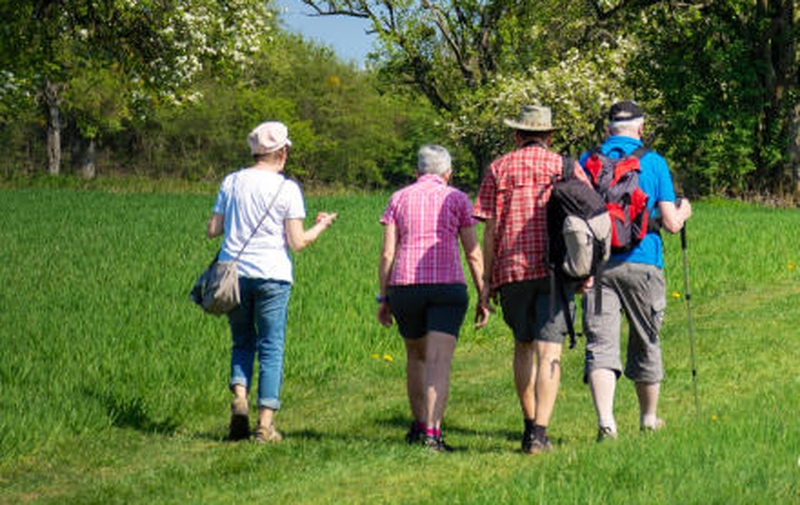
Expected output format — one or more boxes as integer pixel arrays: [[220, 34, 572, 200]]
[[609, 101, 644, 122]]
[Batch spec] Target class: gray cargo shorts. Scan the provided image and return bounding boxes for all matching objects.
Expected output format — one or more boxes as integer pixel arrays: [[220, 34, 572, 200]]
[[582, 262, 666, 383]]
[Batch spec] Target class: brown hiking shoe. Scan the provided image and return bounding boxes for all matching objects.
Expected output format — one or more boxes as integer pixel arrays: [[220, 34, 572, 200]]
[[229, 397, 250, 441], [254, 424, 283, 444]]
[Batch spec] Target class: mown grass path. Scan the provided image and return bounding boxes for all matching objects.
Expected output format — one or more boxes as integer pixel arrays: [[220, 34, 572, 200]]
[[0, 189, 798, 503]]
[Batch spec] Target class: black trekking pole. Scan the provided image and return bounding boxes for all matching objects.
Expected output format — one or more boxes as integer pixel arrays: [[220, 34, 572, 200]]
[[680, 224, 700, 415]]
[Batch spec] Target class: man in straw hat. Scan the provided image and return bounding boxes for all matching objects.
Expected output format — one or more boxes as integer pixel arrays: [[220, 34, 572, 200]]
[[473, 105, 591, 454]]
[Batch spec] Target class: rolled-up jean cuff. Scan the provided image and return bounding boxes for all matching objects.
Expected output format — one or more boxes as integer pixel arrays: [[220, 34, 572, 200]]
[[258, 398, 281, 410], [229, 378, 248, 390]]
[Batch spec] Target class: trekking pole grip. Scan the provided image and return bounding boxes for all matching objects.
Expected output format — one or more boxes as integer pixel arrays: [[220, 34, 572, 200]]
[[680, 224, 687, 250]]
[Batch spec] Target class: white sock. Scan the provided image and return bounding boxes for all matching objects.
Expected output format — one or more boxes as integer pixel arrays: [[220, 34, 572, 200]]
[[640, 413, 658, 429]]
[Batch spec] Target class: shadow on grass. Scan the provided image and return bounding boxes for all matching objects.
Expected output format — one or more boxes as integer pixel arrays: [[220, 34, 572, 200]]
[[84, 387, 180, 435], [187, 414, 560, 455], [374, 413, 518, 441]]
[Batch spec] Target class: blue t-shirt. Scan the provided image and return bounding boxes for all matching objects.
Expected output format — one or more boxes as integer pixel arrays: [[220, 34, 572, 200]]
[[579, 136, 676, 268]]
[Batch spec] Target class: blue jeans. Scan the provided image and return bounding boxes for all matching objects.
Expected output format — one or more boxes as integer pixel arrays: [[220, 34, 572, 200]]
[[228, 278, 292, 410]]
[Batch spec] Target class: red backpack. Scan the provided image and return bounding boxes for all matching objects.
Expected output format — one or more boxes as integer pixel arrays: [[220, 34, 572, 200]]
[[583, 146, 650, 253]]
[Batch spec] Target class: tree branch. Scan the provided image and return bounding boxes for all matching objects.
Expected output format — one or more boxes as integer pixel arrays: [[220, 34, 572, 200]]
[[421, 0, 474, 82]]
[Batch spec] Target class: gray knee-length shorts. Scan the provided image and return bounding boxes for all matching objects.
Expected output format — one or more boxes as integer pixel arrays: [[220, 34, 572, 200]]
[[582, 262, 666, 383]]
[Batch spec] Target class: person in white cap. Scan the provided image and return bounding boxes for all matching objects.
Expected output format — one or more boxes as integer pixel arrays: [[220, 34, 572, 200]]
[[206, 121, 337, 443], [473, 104, 591, 455]]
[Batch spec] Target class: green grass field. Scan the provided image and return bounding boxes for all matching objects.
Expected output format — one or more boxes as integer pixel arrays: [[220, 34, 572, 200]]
[[1, 187, 799, 504]]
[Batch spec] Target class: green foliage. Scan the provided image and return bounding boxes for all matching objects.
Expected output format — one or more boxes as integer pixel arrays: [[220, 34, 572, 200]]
[[449, 43, 633, 162], [63, 65, 132, 139], [627, 4, 766, 196], [307, 0, 640, 177], [0, 0, 275, 174], [101, 33, 441, 186], [2, 0, 799, 195]]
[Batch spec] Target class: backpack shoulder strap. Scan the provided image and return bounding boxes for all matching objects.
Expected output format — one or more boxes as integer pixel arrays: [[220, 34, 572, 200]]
[[561, 155, 574, 180], [630, 146, 649, 159]]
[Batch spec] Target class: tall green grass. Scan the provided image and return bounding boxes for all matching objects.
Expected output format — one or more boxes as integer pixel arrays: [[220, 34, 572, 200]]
[[1, 188, 798, 503]]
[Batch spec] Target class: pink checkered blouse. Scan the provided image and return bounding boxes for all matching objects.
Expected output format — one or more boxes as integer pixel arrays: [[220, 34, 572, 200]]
[[381, 174, 478, 286], [473, 144, 589, 288]]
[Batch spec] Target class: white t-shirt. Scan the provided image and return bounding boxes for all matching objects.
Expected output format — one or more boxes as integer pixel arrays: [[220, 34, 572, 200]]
[[212, 169, 306, 283]]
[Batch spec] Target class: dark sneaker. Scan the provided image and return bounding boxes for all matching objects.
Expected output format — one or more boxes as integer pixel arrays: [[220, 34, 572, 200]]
[[229, 397, 250, 441], [423, 434, 454, 453], [596, 426, 619, 443], [526, 435, 553, 455], [521, 431, 553, 454], [405, 423, 424, 445], [521, 430, 535, 454]]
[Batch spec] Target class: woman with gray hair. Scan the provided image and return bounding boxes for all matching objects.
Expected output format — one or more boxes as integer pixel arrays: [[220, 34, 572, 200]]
[[378, 144, 489, 452]]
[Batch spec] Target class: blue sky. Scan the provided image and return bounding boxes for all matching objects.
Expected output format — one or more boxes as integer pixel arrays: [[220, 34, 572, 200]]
[[275, 0, 376, 66]]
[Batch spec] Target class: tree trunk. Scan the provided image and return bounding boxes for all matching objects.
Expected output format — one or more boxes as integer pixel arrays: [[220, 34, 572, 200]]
[[790, 104, 800, 197], [771, 0, 796, 195], [43, 79, 61, 176], [754, 0, 796, 194], [79, 137, 97, 179]]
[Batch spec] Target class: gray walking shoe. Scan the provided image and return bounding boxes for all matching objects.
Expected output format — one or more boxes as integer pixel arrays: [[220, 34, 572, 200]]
[[596, 426, 618, 442], [640, 418, 666, 433]]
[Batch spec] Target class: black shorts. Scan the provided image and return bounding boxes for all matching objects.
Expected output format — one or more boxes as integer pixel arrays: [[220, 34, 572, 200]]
[[498, 278, 574, 344], [387, 284, 468, 340]]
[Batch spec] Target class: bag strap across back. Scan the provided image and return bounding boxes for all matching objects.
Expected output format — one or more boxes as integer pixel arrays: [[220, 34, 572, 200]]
[[232, 176, 287, 263]]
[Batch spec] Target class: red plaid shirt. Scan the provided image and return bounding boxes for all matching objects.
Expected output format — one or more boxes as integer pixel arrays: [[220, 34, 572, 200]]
[[381, 174, 478, 285], [473, 144, 589, 288]]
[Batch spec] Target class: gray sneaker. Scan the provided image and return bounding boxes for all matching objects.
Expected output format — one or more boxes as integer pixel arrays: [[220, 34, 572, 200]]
[[640, 418, 666, 433], [596, 426, 618, 443]]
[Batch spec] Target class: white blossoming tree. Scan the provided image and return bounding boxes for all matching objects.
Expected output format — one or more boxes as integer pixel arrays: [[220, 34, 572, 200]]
[[299, 0, 643, 180], [0, 0, 273, 177]]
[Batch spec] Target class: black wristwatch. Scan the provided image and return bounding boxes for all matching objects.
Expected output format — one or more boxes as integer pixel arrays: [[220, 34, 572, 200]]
[[376, 294, 389, 303]]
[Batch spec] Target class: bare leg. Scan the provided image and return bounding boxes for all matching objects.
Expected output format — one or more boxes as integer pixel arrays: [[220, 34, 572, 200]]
[[514, 341, 537, 419], [257, 406, 275, 428], [423, 331, 457, 430], [404, 337, 427, 423], [232, 384, 248, 402], [532, 340, 562, 427]]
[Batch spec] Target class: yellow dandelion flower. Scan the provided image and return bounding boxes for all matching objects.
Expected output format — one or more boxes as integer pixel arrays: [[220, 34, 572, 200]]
[[712, 414, 719, 422], [383, 354, 394, 363], [671, 292, 682, 299], [370, 354, 380, 360], [788, 262, 796, 271]]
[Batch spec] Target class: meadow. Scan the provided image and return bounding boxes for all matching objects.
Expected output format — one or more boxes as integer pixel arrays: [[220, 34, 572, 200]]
[[0, 186, 798, 504]]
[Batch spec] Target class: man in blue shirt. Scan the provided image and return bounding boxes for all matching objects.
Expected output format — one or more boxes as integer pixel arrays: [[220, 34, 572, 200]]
[[580, 101, 692, 441]]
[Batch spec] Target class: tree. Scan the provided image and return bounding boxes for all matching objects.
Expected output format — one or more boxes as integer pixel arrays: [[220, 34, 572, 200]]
[[298, 0, 647, 179], [626, 0, 798, 196], [0, 0, 273, 177], [299, 0, 800, 196]]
